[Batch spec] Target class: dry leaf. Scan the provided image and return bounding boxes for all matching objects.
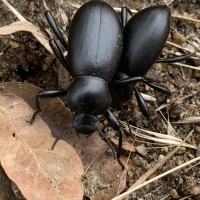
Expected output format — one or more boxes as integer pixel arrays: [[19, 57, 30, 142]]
[[0, 21, 44, 37], [0, 84, 84, 200], [111, 138, 136, 152], [0, 82, 127, 200], [1, 0, 53, 54]]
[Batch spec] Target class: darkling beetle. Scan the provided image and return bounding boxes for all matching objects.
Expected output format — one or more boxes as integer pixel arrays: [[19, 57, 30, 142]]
[[30, 1, 125, 168], [111, 5, 188, 117]]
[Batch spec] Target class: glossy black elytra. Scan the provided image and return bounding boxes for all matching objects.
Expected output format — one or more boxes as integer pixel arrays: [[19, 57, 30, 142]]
[[110, 5, 188, 117], [30, 1, 124, 168]]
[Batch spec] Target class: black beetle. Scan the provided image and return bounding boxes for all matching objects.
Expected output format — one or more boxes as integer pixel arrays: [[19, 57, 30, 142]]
[[111, 5, 187, 117], [30, 1, 124, 167]]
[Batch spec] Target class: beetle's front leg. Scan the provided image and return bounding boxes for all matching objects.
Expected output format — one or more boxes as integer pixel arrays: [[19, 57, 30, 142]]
[[104, 110, 125, 170], [38, 15, 69, 71], [28, 89, 68, 124]]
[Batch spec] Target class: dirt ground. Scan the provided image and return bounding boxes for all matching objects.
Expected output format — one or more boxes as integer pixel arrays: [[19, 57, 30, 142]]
[[0, 0, 199, 200]]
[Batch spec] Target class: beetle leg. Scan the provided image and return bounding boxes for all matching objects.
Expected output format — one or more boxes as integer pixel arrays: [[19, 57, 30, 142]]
[[48, 38, 70, 71], [112, 76, 171, 95], [104, 110, 125, 170], [156, 54, 188, 63], [121, 6, 133, 28], [121, 7, 128, 28], [134, 88, 150, 117], [143, 79, 171, 95], [111, 76, 144, 85], [38, 19, 69, 71], [45, 10, 68, 51], [28, 89, 68, 124], [98, 129, 117, 159]]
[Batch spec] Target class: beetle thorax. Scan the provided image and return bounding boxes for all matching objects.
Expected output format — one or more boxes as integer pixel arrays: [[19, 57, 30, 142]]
[[67, 76, 111, 116]]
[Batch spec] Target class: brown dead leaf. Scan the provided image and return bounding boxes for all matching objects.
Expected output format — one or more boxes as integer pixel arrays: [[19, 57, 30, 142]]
[[111, 138, 136, 152], [0, 82, 127, 200], [1, 0, 53, 54], [0, 84, 84, 200], [0, 21, 44, 37]]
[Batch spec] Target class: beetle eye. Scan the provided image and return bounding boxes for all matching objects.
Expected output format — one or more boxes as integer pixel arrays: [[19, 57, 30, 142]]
[[73, 114, 100, 135]]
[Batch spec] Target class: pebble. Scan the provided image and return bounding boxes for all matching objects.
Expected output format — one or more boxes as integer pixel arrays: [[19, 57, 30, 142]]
[[0, 71, 3, 78], [28, 1, 35, 13], [195, 23, 200, 29], [170, 188, 179, 199], [193, 70, 200, 79], [136, 144, 147, 156], [190, 185, 200, 195], [195, 126, 200, 134]]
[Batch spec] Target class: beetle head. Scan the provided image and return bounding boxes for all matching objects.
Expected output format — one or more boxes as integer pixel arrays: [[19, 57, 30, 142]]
[[73, 113, 100, 134]]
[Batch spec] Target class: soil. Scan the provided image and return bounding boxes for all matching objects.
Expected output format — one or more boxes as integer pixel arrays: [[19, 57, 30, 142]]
[[0, 0, 199, 200]]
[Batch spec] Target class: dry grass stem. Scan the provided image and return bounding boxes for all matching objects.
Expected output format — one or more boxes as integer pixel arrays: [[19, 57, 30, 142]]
[[1, 0, 53, 54], [113, 155, 200, 200], [172, 116, 200, 124], [127, 130, 193, 191], [155, 90, 200, 112], [172, 63, 200, 70], [166, 41, 200, 58], [121, 122, 196, 149]]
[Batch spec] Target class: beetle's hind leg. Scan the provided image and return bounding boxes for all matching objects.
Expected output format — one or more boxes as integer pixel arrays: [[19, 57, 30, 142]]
[[134, 88, 150, 117], [28, 89, 68, 124], [111, 76, 170, 116], [45, 10, 68, 51], [142, 78, 171, 95], [37, 12, 69, 71]]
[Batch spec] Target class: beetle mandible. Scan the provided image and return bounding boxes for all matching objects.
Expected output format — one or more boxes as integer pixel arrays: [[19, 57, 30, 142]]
[[30, 1, 124, 167], [111, 5, 187, 117]]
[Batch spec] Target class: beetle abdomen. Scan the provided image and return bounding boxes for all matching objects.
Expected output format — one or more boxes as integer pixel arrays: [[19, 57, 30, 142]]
[[120, 6, 171, 76], [68, 1, 122, 81]]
